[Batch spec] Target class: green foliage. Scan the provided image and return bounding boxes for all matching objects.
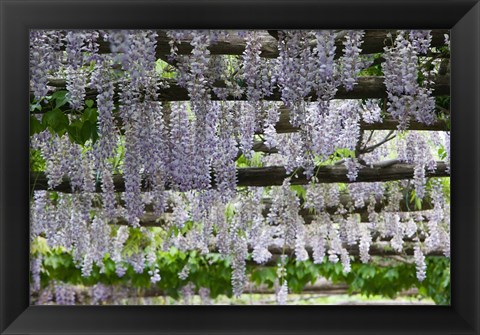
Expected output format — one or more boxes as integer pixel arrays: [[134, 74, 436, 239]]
[[438, 147, 447, 160], [155, 59, 177, 79], [417, 257, 450, 305], [43, 109, 69, 134], [30, 116, 46, 136], [30, 101, 42, 113], [36, 246, 233, 299], [109, 138, 125, 174], [30, 94, 99, 145], [358, 54, 383, 76], [409, 189, 423, 210], [236, 152, 264, 167], [224, 203, 236, 222], [66, 106, 99, 145], [440, 178, 450, 202], [30, 149, 45, 172], [123, 228, 151, 256], [335, 148, 356, 159], [35, 246, 450, 304], [51, 90, 69, 109], [436, 96, 450, 111], [289, 185, 306, 202], [250, 257, 450, 305], [250, 267, 277, 288], [314, 147, 356, 167], [422, 177, 450, 205], [435, 96, 451, 131]]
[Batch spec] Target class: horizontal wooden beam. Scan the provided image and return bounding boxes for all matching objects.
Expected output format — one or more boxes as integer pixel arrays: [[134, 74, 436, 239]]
[[235, 162, 448, 187], [122, 189, 434, 223], [32, 101, 449, 134], [30, 161, 449, 193], [359, 119, 449, 132], [160, 76, 449, 101], [178, 75, 447, 102], [37, 75, 449, 102], [94, 29, 448, 59], [264, 243, 444, 259], [130, 282, 351, 298], [270, 107, 450, 133]]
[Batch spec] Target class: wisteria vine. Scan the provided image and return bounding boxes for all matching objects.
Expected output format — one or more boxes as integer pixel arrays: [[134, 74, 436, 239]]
[[29, 29, 451, 305]]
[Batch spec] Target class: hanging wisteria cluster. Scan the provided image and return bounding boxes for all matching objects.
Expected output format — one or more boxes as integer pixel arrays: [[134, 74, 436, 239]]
[[29, 29, 451, 305], [382, 30, 437, 129]]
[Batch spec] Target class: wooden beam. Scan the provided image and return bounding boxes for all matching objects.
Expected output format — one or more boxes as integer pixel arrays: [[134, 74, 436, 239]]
[[235, 162, 448, 187], [93, 29, 448, 59], [264, 243, 445, 258], [36, 75, 449, 102], [109, 188, 434, 227], [270, 107, 450, 133], [30, 161, 449, 193]]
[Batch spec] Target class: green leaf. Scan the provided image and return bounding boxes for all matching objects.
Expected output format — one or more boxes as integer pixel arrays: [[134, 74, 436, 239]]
[[288, 277, 301, 292], [384, 268, 399, 281], [76, 120, 99, 144], [83, 107, 98, 123], [30, 149, 46, 171], [30, 116, 46, 136], [42, 108, 69, 133], [415, 197, 422, 210], [67, 120, 83, 144], [251, 267, 277, 286], [85, 99, 94, 108], [333, 263, 343, 276], [351, 276, 365, 291], [30, 102, 42, 112], [335, 148, 356, 159], [438, 148, 447, 160], [290, 185, 306, 201], [359, 266, 376, 279], [52, 91, 69, 109], [296, 265, 305, 280]]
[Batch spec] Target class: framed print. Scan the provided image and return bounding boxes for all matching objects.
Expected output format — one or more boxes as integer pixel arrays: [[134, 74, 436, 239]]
[[1, 0, 479, 334]]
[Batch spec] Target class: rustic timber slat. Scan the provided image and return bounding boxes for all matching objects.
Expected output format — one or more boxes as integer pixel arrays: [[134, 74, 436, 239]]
[[30, 161, 449, 193], [36, 75, 449, 102], [93, 29, 449, 59]]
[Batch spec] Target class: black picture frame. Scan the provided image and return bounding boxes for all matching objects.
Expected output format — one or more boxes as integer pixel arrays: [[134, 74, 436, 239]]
[[1, 0, 479, 334]]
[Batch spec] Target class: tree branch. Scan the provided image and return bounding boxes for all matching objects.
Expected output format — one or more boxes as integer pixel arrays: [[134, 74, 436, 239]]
[[360, 130, 396, 154]]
